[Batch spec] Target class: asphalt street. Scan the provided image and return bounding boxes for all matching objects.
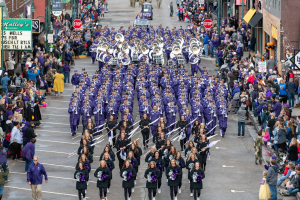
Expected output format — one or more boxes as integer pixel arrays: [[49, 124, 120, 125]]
[[4, 1, 263, 200]]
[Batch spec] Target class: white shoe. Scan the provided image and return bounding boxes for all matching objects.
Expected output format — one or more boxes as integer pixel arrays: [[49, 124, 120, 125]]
[[106, 197, 108, 200], [85, 190, 86, 193], [107, 188, 109, 193], [134, 180, 136, 185], [178, 188, 181, 193], [189, 180, 190, 183], [153, 197, 155, 200], [166, 179, 168, 182], [197, 197, 200, 200], [174, 196, 177, 200], [132, 188, 134, 192], [83, 198, 86, 200], [87, 181, 89, 185], [128, 198, 131, 200], [190, 193, 193, 196], [158, 188, 161, 193]]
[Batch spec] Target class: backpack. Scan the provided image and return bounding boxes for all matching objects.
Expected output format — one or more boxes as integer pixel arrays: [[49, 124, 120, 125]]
[[15, 76, 22, 87]]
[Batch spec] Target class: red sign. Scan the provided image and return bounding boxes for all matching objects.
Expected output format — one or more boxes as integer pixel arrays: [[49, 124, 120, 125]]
[[73, 19, 82, 29], [203, 19, 213, 29]]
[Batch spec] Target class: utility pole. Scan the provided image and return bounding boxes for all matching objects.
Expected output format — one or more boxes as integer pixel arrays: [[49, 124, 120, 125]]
[[72, 0, 75, 21], [31, 0, 35, 19], [241, 0, 245, 19], [217, 0, 221, 39]]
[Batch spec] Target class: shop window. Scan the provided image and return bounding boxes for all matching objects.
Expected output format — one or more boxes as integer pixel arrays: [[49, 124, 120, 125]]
[[265, 32, 270, 45]]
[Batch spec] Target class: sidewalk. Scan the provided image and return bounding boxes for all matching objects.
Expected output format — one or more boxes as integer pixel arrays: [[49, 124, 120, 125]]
[[248, 107, 300, 200]]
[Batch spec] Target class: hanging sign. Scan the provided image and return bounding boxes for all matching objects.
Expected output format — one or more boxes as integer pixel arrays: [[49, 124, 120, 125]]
[[2, 18, 32, 50]]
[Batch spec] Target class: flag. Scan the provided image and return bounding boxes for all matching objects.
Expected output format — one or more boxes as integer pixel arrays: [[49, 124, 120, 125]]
[[120, 149, 127, 160], [178, 129, 186, 141], [109, 131, 113, 146]]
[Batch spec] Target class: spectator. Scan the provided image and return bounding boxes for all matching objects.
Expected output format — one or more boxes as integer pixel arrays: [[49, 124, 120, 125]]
[[6, 57, 15, 75], [272, 97, 282, 117], [0, 163, 9, 200], [0, 143, 9, 183], [267, 56, 276, 71], [267, 159, 278, 200], [1, 73, 10, 96], [236, 104, 246, 138], [27, 156, 48, 200], [28, 67, 40, 81], [286, 78, 297, 108], [22, 138, 36, 172], [25, 121, 38, 142], [53, 69, 65, 97], [10, 121, 22, 160]]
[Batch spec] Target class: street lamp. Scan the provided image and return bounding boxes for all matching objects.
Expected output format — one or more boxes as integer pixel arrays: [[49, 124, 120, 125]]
[[31, 0, 35, 19], [0, 5, 4, 71], [227, 5, 233, 17], [241, 0, 245, 19], [217, 0, 221, 39]]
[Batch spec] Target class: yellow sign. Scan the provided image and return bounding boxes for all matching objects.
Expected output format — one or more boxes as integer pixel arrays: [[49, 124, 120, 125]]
[[271, 25, 277, 40]]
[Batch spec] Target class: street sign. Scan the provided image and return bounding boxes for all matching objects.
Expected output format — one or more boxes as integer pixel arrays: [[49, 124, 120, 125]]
[[203, 19, 213, 29], [52, 11, 62, 16], [73, 19, 82, 30], [48, 34, 54, 43], [2, 19, 32, 50], [292, 49, 300, 70], [52, 0, 62, 16], [258, 61, 267, 72], [199, 0, 204, 4], [32, 19, 40, 33]]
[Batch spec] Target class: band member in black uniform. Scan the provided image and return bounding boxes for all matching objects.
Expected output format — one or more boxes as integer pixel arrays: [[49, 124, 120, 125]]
[[115, 131, 130, 170], [139, 113, 152, 150], [166, 159, 182, 200], [162, 139, 172, 170], [120, 160, 136, 200], [185, 141, 196, 158], [144, 161, 160, 200], [191, 120, 200, 136], [74, 162, 89, 200], [106, 115, 118, 147], [188, 162, 205, 200], [99, 144, 115, 161], [145, 146, 157, 163], [176, 115, 189, 151], [197, 134, 209, 171], [94, 160, 112, 199], [150, 151, 165, 193], [155, 131, 166, 150], [102, 152, 115, 193]]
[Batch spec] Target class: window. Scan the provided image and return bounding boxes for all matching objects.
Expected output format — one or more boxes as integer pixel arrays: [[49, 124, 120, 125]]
[[278, 0, 281, 11], [274, 0, 276, 9], [12, 0, 14, 12]]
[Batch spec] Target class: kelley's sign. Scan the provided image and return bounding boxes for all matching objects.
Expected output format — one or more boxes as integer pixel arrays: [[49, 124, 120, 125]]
[[2, 19, 32, 50]]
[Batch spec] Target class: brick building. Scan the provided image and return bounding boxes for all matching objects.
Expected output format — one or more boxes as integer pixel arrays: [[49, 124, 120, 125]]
[[5, 0, 31, 18]]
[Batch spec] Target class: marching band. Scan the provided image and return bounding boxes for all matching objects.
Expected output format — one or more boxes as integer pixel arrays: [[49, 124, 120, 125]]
[[71, 25, 229, 200]]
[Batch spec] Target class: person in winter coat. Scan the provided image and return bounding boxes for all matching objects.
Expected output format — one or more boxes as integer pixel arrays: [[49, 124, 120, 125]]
[[140, 113, 152, 150], [150, 151, 164, 193], [115, 132, 130, 170], [288, 138, 298, 164], [145, 146, 156, 163], [0, 163, 9, 200], [176, 115, 188, 151], [144, 161, 160, 200], [63, 61, 71, 83], [102, 152, 114, 192], [25, 121, 37, 143], [272, 97, 282, 117], [166, 159, 182, 200], [74, 162, 89, 200], [120, 160, 136, 200], [266, 159, 278, 200], [277, 121, 287, 151], [53, 69, 65, 97], [22, 138, 36, 172], [0, 144, 8, 183], [189, 162, 205, 200], [27, 157, 48, 200], [236, 42, 243, 60], [94, 160, 112, 199], [175, 151, 185, 194]]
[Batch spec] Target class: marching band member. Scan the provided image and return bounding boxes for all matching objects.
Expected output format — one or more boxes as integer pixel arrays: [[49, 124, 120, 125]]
[[144, 161, 160, 200], [175, 151, 186, 194], [166, 159, 182, 200], [217, 102, 228, 137], [94, 160, 112, 200], [102, 152, 115, 193], [74, 162, 89, 200], [188, 162, 205, 200], [140, 113, 152, 150], [120, 160, 136, 200], [150, 151, 165, 193]]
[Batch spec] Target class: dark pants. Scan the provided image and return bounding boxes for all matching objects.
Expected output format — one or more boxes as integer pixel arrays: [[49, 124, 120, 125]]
[[25, 158, 33, 172], [11, 142, 21, 160], [99, 187, 107, 198], [238, 122, 245, 136], [117, 153, 125, 170], [180, 138, 186, 150], [1, 163, 7, 181], [78, 189, 85, 200], [148, 188, 156, 200], [124, 188, 132, 200], [142, 131, 150, 147], [193, 188, 201, 200], [170, 186, 178, 200]]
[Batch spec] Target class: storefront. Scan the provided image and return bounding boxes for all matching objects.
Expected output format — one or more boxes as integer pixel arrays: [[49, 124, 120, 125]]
[[263, 8, 282, 71]]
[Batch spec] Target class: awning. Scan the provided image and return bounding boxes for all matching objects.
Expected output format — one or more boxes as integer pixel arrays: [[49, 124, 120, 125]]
[[243, 8, 256, 23], [248, 12, 263, 27]]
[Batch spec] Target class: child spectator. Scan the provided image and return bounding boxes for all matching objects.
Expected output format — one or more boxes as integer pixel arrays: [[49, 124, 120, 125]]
[[259, 171, 271, 200], [254, 131, 263, 165]]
